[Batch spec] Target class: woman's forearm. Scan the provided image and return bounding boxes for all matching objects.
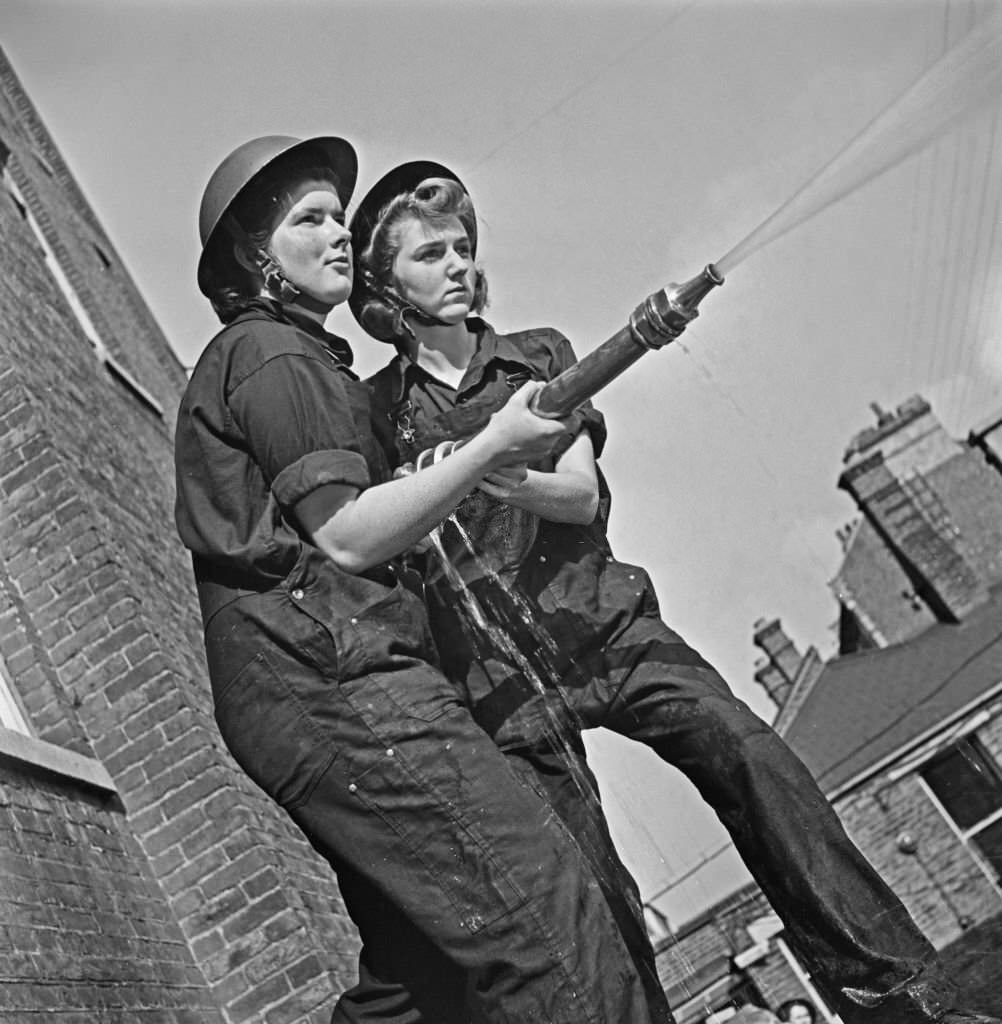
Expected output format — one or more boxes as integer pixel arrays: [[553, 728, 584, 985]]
[[302, 382, 571, 572], [484, 468, 598, 524], [311, 431, 516, 571], [477, 431, 599, 525]]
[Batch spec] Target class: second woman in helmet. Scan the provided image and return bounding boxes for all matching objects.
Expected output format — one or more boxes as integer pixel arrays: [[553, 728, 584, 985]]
[[351, 162, 970, 1024]]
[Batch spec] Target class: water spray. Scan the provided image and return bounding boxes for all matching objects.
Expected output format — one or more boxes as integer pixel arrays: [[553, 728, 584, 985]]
[[528, 4, 1002, 421], [414, 5, 1002, 453]]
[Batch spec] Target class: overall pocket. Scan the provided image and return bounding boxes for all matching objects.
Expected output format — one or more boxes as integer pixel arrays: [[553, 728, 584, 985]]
[[316, 581, 438, 682], [213, 648, 339, 811], [329, 671, 529, 935]]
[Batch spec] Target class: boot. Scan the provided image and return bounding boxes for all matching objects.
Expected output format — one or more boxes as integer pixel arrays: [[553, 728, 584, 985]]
[[843, 974, 1000, 1023]]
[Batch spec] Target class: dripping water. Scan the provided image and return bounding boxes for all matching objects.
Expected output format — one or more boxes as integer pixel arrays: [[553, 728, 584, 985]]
[[426, 513, 657, 949]]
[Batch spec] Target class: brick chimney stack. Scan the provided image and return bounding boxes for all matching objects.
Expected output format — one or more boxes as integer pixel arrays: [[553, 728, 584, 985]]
[[838, 396, 987, 623], [753, 618, 804, 710], [753, 657, 793, 710]]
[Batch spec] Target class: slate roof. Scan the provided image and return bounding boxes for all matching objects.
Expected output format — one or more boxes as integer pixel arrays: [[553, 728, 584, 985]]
[[782, 586, 1002, 794]]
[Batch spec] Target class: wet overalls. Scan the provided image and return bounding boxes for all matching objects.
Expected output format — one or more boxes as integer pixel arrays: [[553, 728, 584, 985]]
[[367, 318, 950, 1022], [173, 299, 662, 1024]]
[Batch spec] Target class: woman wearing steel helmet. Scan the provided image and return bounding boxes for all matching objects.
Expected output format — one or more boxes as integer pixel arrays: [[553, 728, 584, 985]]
[[351, 161, 1001, 1024], [349, 162, 671, 1022], [173, 135, 661, 1024]]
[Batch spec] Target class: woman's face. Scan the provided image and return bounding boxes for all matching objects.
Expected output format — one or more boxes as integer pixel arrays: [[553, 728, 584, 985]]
[[786, 1005, 813, 1024], [265, 178, 352, 307], [390, 214, 476, 324]]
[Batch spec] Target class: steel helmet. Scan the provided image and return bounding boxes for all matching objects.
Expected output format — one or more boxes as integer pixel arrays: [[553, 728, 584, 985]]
[[348, 160, 474, 340], [197, 134, 358, 297]]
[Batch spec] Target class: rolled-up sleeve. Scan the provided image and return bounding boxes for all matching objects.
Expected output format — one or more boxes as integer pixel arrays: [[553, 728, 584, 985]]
[[228, 352, 372, 509], [272, 450, 370, 508]]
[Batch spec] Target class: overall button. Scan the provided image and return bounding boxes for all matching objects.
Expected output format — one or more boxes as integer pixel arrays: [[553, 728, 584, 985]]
[[291, 588, 304, 600]]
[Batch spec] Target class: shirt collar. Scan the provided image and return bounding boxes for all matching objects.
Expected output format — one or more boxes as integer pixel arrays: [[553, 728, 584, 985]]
[[237, 297, 355, 367], [386, 318, 534, 398], [463, 319, 537, 392]]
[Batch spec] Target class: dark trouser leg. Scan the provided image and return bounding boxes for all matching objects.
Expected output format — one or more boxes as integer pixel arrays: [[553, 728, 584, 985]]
[[279, 662, 653, 1024], [466, 654, 674, 1024], [502, 741, 675, 1024], [576, 614, 938, 1013], [332, 742, 675, 1024], [332, 866, 471, 1024]]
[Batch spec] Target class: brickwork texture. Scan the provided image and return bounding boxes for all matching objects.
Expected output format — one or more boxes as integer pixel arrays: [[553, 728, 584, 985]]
[[0, 45, 361, 1023]]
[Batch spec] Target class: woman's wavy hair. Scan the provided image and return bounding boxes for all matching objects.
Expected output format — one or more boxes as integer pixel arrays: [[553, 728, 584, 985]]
[[201, 149, 343, 324], [356, 177, 487, 342]]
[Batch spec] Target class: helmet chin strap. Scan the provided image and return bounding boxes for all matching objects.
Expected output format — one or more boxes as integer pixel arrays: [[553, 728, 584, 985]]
[[401, 299, 452, 332], [255, 250, 333, 317], [359, 268, 451, 340]]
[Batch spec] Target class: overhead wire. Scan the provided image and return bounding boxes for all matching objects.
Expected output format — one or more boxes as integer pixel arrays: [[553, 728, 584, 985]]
[[924, 0, 961, 396], [930, 115, 968, 400], [949, 110, 999, 419], [940, 0, 992, 419], [941, 0, 979, 408], [914, 0, 954, 393], [469, 0, 858, 598], [920, 0, 1002, 430], [674, 334, 840, 588], [899, 12, 936, 395], [460, 0, 823, 941], [951, 88, 1002, 419], [452, 0, 1002, 962], [644, 840, 736, 904], [892, 0, 1001, 436], [468, 0, 701, 175], [899, 5, 941, 415], [912, 144, 944, 392], [458, 0, 738, 942]]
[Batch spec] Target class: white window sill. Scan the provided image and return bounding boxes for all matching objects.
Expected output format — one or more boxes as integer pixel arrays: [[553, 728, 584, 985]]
[[0, 726, 117, 795]]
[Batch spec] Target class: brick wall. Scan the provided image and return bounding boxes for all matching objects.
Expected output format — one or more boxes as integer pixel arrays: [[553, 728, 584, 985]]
[[833, 517, 938, 647], [654, 887, 815, 1021], [0, 45, 362, 1022], [835, 408, 1002, 647], [0, 756, 223, 1022], [927, 448, 1002, 588], [833, 707, 1002, 949], [657, 702, 1002, 1022], [742, 953, 805, 1014]]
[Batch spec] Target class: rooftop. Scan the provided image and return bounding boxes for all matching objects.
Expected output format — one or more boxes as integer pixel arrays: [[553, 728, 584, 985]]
[[782, 585, 1002, 794]]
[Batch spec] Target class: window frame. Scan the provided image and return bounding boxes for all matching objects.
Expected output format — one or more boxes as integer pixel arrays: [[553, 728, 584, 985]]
[[2, 164, 164, 418], [919, 735, 1002, 889]]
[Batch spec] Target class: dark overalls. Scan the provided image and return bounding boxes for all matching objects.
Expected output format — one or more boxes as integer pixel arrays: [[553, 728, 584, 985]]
[[367, 319, 947, 1021], [173, 299, 664, 1024]]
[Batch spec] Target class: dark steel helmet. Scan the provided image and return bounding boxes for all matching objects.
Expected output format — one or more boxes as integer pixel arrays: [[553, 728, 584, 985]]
[[347, 160, 474, 340], [196, 134, 358, 297]]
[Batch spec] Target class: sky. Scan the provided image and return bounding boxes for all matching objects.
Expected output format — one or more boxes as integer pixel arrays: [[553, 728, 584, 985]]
[[5, 0, 1002, 925]]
